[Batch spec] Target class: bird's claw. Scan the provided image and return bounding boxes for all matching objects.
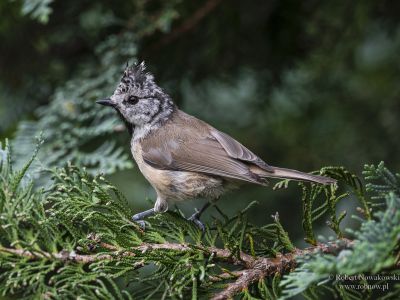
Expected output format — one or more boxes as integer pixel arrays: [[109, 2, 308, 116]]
[[188, 212, 206, 233], [131, 208, 155, 230], [132, 214, 146, 230], [135, 220, 146, 229]]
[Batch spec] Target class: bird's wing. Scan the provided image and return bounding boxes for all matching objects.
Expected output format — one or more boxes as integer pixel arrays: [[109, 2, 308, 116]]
[[140, 115, 266, 185], [209, 129, 274, 172]]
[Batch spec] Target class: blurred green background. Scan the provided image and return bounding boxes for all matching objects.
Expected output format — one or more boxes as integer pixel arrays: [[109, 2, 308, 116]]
[[0, 0, 399, 246]]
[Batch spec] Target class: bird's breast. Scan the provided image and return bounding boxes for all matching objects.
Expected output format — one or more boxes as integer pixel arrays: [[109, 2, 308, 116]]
[[130, 139, 228, 201], [131, 139, 170, 190]]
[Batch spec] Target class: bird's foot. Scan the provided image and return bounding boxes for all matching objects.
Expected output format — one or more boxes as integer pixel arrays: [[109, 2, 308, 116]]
[[188, 211, 206, 232], [187, 202, 212, 233], [131, 208, 155, 230], [132, 219, 146, 229]]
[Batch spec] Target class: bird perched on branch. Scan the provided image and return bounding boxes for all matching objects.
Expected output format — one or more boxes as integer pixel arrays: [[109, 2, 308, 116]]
[[97, 62, 335, 230]]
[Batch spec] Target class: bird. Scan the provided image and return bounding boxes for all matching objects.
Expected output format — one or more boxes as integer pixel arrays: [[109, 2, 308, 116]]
[[97, 62, 336, 230]]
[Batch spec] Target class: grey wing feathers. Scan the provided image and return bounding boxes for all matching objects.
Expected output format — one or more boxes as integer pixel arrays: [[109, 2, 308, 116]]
[[142, 135, 266, 185], [210, 130, 274, 172]]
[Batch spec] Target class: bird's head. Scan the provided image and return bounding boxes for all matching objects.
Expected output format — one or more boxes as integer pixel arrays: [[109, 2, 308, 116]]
[[97, 61, 175, 127]]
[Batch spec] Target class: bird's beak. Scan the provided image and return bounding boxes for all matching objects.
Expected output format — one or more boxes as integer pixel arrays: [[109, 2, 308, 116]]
[[96, 98, 114, 107]]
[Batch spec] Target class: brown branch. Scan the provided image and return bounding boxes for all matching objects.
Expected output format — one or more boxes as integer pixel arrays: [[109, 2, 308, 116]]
[[211, 239, 354, 300], [0, 239, 353, 300], [149, 0, 223, 51], [0, 246, 135, 264]]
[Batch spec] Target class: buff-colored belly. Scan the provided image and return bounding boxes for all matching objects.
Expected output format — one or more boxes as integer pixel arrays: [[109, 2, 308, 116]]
[[131, 141, 226, 202]]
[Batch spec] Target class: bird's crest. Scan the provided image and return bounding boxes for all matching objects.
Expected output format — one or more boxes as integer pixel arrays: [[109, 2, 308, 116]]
[[122, 61, 153, 85]]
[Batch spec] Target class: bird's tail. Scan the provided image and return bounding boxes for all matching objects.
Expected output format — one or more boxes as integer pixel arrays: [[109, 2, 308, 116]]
[[259, 166, 336, 185]]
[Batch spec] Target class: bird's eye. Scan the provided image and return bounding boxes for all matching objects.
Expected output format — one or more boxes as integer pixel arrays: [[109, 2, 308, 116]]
[[127, 95, 139, 105]]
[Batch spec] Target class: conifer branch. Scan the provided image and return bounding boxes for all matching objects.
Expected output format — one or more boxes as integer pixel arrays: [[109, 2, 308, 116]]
[[211, 239, 353, 300], [0, 246, 137, 264], [0, 239, 353, 300], [1, 137, 399, 299]]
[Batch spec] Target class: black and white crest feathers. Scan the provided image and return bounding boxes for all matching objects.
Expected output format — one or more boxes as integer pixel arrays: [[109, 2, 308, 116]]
[[123, 61, 154, 85], [116, 61, 160, 96]]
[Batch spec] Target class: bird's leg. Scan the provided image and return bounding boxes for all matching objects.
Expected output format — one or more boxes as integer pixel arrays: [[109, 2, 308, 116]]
[[188, 202, 211, 232], [132, 208, 155, 228]]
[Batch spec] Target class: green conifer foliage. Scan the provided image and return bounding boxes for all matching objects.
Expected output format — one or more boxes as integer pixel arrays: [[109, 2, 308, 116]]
[[1, 138, 399, 299]]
